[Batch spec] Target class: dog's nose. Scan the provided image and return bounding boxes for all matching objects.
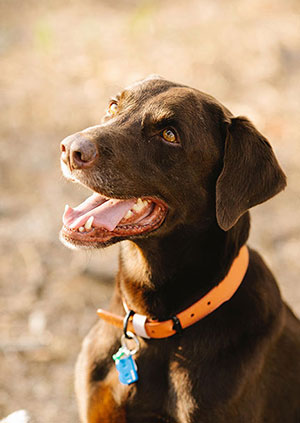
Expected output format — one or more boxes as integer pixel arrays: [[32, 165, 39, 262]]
[[60, 134, 98, 170]]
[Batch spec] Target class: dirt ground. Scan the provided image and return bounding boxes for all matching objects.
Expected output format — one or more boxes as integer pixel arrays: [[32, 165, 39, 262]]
[[0, 0, 299, 421]]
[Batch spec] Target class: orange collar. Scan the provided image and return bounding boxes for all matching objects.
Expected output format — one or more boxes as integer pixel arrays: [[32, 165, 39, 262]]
[[97, 245, 249, 339]]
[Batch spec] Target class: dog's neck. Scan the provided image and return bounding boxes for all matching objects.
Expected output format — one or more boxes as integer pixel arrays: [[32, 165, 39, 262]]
[[118, 213, 250, 319]]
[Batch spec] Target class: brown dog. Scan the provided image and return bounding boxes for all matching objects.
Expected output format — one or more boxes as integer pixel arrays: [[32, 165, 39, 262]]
[[60, 76, 300, 423]]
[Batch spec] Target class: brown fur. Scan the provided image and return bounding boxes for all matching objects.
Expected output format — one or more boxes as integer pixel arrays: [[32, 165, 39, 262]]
[[61, 76, 300, 422]]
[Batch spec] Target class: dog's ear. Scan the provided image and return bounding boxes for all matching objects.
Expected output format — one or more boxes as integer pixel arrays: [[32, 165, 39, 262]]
[[216, 116, 286, 231]]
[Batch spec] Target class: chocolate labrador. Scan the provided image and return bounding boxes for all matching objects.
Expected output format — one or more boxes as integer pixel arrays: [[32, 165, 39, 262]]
[[60, 76, 300, 423]]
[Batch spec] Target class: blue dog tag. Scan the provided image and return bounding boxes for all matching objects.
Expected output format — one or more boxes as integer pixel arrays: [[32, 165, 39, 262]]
[[113, 346, 139, 385]]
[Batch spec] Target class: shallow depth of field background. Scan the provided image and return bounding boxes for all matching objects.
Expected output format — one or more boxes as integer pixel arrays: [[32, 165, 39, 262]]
[[0, 0, 299, 421]]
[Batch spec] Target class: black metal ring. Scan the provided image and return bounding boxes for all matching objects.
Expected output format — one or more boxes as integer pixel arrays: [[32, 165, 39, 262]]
[[171, 315, 183, 335], [123, 310, 135, 339]]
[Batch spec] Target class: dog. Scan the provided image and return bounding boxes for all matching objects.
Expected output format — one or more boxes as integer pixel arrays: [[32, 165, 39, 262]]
[[60, 76, 300, 423]]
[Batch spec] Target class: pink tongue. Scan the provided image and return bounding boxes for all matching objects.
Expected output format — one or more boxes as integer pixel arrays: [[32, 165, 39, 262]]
[[63, 193, 136, 231]]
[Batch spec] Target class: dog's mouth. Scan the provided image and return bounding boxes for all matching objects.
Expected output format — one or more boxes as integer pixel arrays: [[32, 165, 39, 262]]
[[60, 191, 168, 248]]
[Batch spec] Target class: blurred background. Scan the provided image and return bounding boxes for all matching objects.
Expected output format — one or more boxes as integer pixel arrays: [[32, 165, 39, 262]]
[[0, 0, 299, 421]]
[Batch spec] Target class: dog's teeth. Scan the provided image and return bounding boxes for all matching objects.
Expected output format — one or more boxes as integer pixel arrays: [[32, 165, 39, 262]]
[[85, 216, 94, 230], [142, 200, 149, 207], [133, 198, 145, 212], [124, 210, 133, 219], [79, 226, 85, 232]]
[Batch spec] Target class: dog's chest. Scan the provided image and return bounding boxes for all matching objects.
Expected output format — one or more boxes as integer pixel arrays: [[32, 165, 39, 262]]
[[90, 347, 199, 423]]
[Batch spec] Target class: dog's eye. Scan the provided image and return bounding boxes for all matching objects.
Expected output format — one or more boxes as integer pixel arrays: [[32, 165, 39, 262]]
[[162, 128, 177, 143], [108, 101, 118, 116]]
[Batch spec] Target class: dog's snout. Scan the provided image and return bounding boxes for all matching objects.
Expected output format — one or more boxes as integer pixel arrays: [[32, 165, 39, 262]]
[[60, 134, 98, 170]]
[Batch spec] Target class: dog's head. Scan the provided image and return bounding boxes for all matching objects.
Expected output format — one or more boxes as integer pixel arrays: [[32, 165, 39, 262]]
[[60, 76, 286, 249]]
